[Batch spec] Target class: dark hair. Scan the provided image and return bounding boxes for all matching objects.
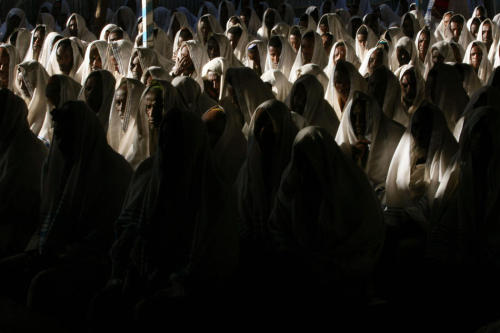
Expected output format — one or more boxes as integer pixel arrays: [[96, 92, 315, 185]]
[[227, 26, 242, 37], [269, 35, 282, 49], [179, 27, 193, 40]]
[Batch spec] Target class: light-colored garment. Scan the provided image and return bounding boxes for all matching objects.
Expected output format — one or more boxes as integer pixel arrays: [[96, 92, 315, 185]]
[[434, 11, 454, 42], [172, 25, 195, 61], [14, 60, 50, 135], [293, 63, 329, 92], [167, 11, 189, 43], [379, 4, 401, 28], [281, 2, 296, 26], [154, 6, 171, 32], [0, 43, 18, 91], [8, 28, 30, 62], [107, 39, 133, 81], [196, 14, 223, 46], [476, 19, 499, 64], [209, 33, 242, 68], [264, 35, 295, 79], [317, 13, 353, 44], [445, 14, 473, 52], [289, 30, 328, 82], [393, 64, 426, 127], [0, 8, 32, 41], [172, 40, 207, 88], [62, 13, 96, 43], [325, 40, 360, 78], [46, 38, 84, 79], [423, 41, 456, 78], [141, 65, 171, 84], [414, 27, 436, 77], [38, 32, 63, 70], [257, 8, 282, 41], [463, 40, 492, 85], [391, 36, 419, 74], [218, 0, 235, 26], [100, 23, 119, 41], [261, 69, 292, 102], [171, 76, 217, 116], [401, 12, 420, 40], [244, 39, 266, 73], [226, 20, 249, 63], [75, 40, 108, 84], [25, 25, 52, 62], [107, 77, 147, 169], [354, 24, 378, 64]]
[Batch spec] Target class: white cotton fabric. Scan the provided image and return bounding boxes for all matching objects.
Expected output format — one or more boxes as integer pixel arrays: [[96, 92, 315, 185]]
[[154, 7, 171, 32], [202, 57, 228, 101], [209, 33, 242, 68], [172, 40, 207, 88], [25, 25, 52, 62], [107, 39, 133, 81], [354, 25, 378, 64], [226, 22, 249, 63], [476, 19, 499, 64], [264, 35, 295, 79], [445, 14, 473, 52], [172, 26, 195, 61], [359, 46, 389, 77], [75, 40, 108, 84], [325, 40, 360, 78], [390, 36, 419, 74], [38, 13, 57, 33], [141, 65, 171, 84], [8, 28, 30, 62], [62, 13, 96, 43], [289, 30, 328, 82], [171, 76, 217, 116], [317, 13, 353, 44], [434, 11, 454, 42], [393, 64, 426, 127], [38, 32, 63, 69], [261, 69, 292, 102], [293, 63, 329, 92], [196, 14, 223, 46], [100, 23, 118, 41], [244, 39, 267, 72], [414, 28, 436, 77], [46, 38, 84, 79], [463, 40, 492, 85], [257, 8, 282, 41]]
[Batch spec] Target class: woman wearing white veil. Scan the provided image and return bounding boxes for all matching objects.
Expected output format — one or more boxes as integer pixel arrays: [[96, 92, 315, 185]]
[[218, 0, 236, 28], [25, 25, 52, 63], [289, 30, 328, 82], [46, 38, 84, 80], [106, 39, 133, 82], [325, 40, 360, 78], [434, 11, 453, 42], [75, 40, 108, 84], [14, 60, 50, 135], [463, 40, 492, 85], [100, 23, 119, 41], [167, 11, 189, 44], [264, 35, 296, 79], [38, 32, 63, 69], [394, 64, 426, 128], [171, 39, 207, 88], [8, 28, 31, 62], [62, 13, 96, 43], [196, 13, 223, 47], [38, 13, 57, 33], [226, 22, 249, 63], [257, 8, 282, 41], [317, 13, 353, 44], [445, 14, 473, 53], [244, 39, 266, 76], [414, 27, 435, 77], [390, 36, 419, 74]]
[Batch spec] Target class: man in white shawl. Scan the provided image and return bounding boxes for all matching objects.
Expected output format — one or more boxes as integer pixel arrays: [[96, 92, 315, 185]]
[[264, 35, 296, 79], [414, 27, 435, 77], [289, 30, 328, 82], [38, 32, 63, 69], [446, 14, 473, 53], [476, 19, 498, 64], [463, 40, 493, 85], [226, 23, 249, 63], [62, 13, 96, 43], [324, 40, 360, 78], [107, 77, 147, 169], [317, 13, 353, 43], [75, 40, 108, 84], [394, 64, 426, 128], [244, 39, 266, 76], [107, 39, 133, 81], [261, 69, 292, 102], [196, 14, 223, 47], [354, 24, 378, 63], [14, 60, 50, 135], [391, 36, 419, 74], [257, 8, 281, 41], [24, 25, 51, 63], [0, 43, 18, 90], [336, 90, 404, 195], [46, 37, 84, 80], [202, 56, 228, 103], [206, 33, 243, 68]]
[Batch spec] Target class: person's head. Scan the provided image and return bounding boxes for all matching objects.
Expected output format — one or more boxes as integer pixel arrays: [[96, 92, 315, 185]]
[[397, 45, 411, 67], [130, 51, 142, 79], [350, 96, 368, 139], [411, 104, 433, 150], [240, 7, 251, 28], [417, 28, 430, 61], [431, 47, 445, 65], [179, 45, 194, 75], [333, 42, 346, 64], [204, 70, 221, 100], [291, 81, 307, 115], [207, 36, 220, 60], [201, 106, 226, 147], [84, 71, 103, 113], [56, 39, 74, 75], [301, 31, 315, 64], [481, 21, 493, 48], [229, 16, 241, 26], [45, 75, 61, 108], [334, 61, 351, 102], [470, 17, 481, 38], [368, 47, 384, 74], [264, 9, 276, 31], [227, 26, 242, 50], [470, 43, 483, 71], [357, 25, 368, 48], [289, 27, 301, 52], [33, 26, 46, 59], [268, 35, 282, 67], [402, 14, 414, 38], [254, 105, 277, 152], [321, 32, 334, 54], [401, 69, 417, 105], [89, 44, 102, 71], [247, 43, 260, 63], [199, 16, 212, 44], [145, 85, 164, 128], [68, 15, 78, 37], [443, 12, 452, 28], [475, 5, 486, 20], [108, 28, 124, 42], [178, 27, 193, 46], [114, 83, 127, 121], [450, 16, 464, 42], [299, 14, 309, 29], [319, 16, 329, 35], [0, 47, 10, 88]]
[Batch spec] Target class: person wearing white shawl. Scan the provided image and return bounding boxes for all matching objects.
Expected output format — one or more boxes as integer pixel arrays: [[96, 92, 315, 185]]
[[201, 105, 247, 186], [359, 44, 389, 77], [8, 28, 31, 62], [0, 43, 18, 91], [62, 13, 96, 43], [141, 66, 171, 85], [0, 8, 32, 43], [107, 77, 147, 169], [78, 69, 116, 132], [113, 6, 137, 41], [446, 14, 473, 53], [354, 24, 377, 64], [289, 74, 339, 137], [293, 63, 329, 92], [289, 30, 328, 83], [325, 59, 367, 120], [202, 56, 228, 102], [171, 76, 217, 116], [46, 38, 84, 80], [434, 11, 453, 42], [38, 13, 57, 33], [325, 40, 360, 78], [218, 0, 236, 29], [172, 26, 195, 61], [0, 89, 47, 258], [226, 24, 249, 63], [38, 32, 63, 69], [134, 18, 173, 63], [236, 99, 298, 246], [171, 40, 207, 88], [264, 35, 296, 79], [298, 13, 317, 33], [14, 60, 50, 135], [244, 39, 266, 76], [100, 23, 119, 41], [106, 39, 133, 82], [24, 25, 51, 63], [206, 33, 243, 68], [336, 90, 404, 193], [476, 19, 498, 64], [423, 40, 456, 78], [270, 22, 290, 39], [196, 14, 223, 47], [318, 13, 353, 43], [269, 125, 384, 303], [385, 102, 458, 227], [38, 74, 81, 144], [467, 16, 481, 39], [393, 64, 426, 127], [463, 40, 492, 85], [261, 69, 292, 102], [127, 47, 166, 81], [257, 8, 282, 41], [75, 40, 108, 84], [391, 36, 419, 74]]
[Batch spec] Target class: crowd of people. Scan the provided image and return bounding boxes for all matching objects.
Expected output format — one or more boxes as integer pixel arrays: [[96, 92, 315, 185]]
[[1, 0, 500, 331]]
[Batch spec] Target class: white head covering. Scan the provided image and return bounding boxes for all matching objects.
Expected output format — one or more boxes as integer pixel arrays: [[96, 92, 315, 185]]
[[264, 35, 296, 79], [289, 30, 328, 82], [393, 64, 426, 127], [107, 39, 133, 80], [400, 12, 420, 40], [8, 28, 30, 62], [434, 11, 454, 42], [423, 40, 456, 78], [226, 22, 249, 63], [257, 8, 282, 40], [141, 65, 171, 84], [167, 11, 189, 42], [38, 13, 57, 33], [378, 4, 400, 29], [196, 14, 223, 46], [75, 40, 108, 84], [476, 19, 499, 64], [242, 7, 261, 37], [172, 25, 195, 61], [391, 36, 419, 73], [46, 37, 84, 79], [289, 73, 339, 137], [107, 77, 147, 169], [414, 27, 436, 77], [325, 40, 360, 78], [354, 24, 377, 64], [280, 2, 296, 26], [325, 60, 367, 121], [208, 33, 242, 68], [445, 14, 473, 52], [0, 43, 18, 91], [261, 69, 292, 102], [463, 40, 493, 85], [15, 60, 50, 135], [317, 13, 353, 44], [112, 6, 137, 40], [172, 40, 207, 88], [202, 57, 228, 101], [270, 22, 290, 39], [293, 63, 329, 92], [0, 8, 32, 42], [359, 45, 389, 77], [78, 69, 116, 131], [335, 90, 405, 188], [171, 76, 217, 116], [38, 32, 63, 69], [100, 23, 119, 41], [25, 25, 51, 62], [127, 47, 161, 79], [62, 13, 96, 42], [38, 75, 82, 143]]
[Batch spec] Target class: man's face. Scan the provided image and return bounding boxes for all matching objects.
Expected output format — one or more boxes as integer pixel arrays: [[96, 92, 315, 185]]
[[268, 45, 281, 67], [145, 90, 163, 128], [289, 34, 301, 52], [68, 17, 78, 37], [89, 45, 102, 71], [450, 21, 463, 42], [334, 68, 350, 101], [84, 74, 103, 113], [0, 48, 10, 88], [443, 13, 452, 28], [334, 44, 346, 63], [207, 37, 220, 60], [33, 27, 46, 58], [401, 71, 417, 104], [357, 33, 367, 48], [368, 48, 383, 74], [482, 23, 492, 47], [471, 21, 479, 38], [228, 32, 240, 50], [56, 43, 73, 75], [247, 47, 259, 62], [115, 86, 127, 121], [109, 31, 123, 42], [205, 71, 221, 99], [319, 22, 328, 35], [301, 36, 314, 64], [130, 53, 142, 80], [417, 31, 430, 60], [470, 45, 483, 71], [397, 46, 410, 66]]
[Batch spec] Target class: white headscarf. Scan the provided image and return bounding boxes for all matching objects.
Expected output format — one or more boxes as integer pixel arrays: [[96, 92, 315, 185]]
[[476, 19, 499, 64], [391, 36, 419, 73], [226, 22, 249, 63], [196, 14, 223, 46], [8, 28, 30, 62], [244, 39, 266, 74], [218, 0, 236, 27], [445, 14, 473, 52], [400, 12, 420, 40], [289, 30, 328, 82], [100, 23, 119, 41], [359, 45, 389, 77], [141, 65, 171, 84], [264, 35, 296, 79], [208, 33, 242, 68], [463, 40, 492, 85], [325, 40, 360, 79], [107, 39, 133, 81], [46, 38, 84, 79], [107, 77, 147, 169], [167, 11, 189, 42], [62, 13, 96, 43], [172, 26, 195, 61], [414, 27, 436, 77], [171, 76, 217, 116], [393, 64, 426, 127], [280, 2, 296, 26], [317, 13, 353, 44], [202, 57, 228, 101], [14, 60, 50, 135], [75, 40, 108, 84], [257, 8, 282, 41], [25, 25, 51, 63], [38, 13, 57, 33], [38, 32, 63, 69], [127, 47, 161, 79], [354, 24, 377, 64], [270, 22, 290, 39], [0, 43, 18, 91], [261, 69, 292, 102], [293, 63, 329, 92], [423, 41, 457, 78], [172, 40, 207, 88], [434, 11, 454, 42]]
